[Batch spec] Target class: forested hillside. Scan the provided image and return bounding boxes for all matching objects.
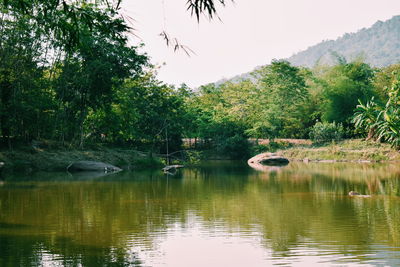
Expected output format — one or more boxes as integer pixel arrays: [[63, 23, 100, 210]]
[[218, 15, 400, 85], [288, 15, 400, 67]]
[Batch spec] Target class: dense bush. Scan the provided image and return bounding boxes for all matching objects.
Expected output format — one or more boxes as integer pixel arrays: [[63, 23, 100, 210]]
[[216, 134, 250, 159], [353, 75, 400, 148], [309, 122, 344, 143], [209, 121, 251, 159], [252, 141, 292, 154]]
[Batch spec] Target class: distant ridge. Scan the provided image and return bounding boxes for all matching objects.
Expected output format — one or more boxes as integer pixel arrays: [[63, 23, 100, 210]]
[[213, 15, 400, 86], [287, 15, 400, 67]]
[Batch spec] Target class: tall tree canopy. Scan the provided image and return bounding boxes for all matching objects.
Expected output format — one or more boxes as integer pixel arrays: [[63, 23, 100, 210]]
[[319, 61, 376, 126]]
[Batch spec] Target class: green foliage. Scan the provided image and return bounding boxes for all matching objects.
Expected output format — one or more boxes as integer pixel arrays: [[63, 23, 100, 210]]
[[83, 71, 186, 153], [2, 0, 400, 159], [182, 81, 254, 159], [208, 120, 250, 159], [216, 132, 250, 159], [2, 0, 130, 52], [250, 60, 312, 138], [353, 74, 400, 148], [181, 63, 312, 157], [0, 0, 182, 153], [373, 64, 400, 102], [320, 61, 376, 127], [252, 141, 292, 154], [375, 77, 400, 148], [182, 150, 203, 164], [132, 154, 164, 169], [352, 97, 380, 139], [0, 9, 57, 144], [183, 59, 384, 154], [309, 122, 344, 143]]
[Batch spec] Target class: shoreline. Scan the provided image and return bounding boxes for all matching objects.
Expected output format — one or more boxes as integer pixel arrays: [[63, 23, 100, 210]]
[[0, 147, 164, 175], [254, 139, 400, 163], [1, 139, 399, 174], [288, 158, 400, 163]]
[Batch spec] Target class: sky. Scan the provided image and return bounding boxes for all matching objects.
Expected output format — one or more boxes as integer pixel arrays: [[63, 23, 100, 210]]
[[122, 0, 400, 88]]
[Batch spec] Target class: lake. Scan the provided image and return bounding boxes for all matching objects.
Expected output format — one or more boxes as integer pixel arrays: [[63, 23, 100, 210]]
[[0, 161, 400, 266]]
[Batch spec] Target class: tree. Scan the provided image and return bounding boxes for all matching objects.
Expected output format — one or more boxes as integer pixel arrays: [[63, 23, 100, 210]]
[[0, 7, 56, 146], [251, 60, 311, 138], [373, 64, 400, 102], [1, 1, 130, 52], [84, 71, 186, 152], [0, 0, 149, 148], [54, 27, 148, 146], [318, 60, 376, 128], [182, 82, 252, 158]]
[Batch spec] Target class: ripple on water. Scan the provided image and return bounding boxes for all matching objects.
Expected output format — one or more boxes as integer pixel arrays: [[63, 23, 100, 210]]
[[1, 162, 400, 266]]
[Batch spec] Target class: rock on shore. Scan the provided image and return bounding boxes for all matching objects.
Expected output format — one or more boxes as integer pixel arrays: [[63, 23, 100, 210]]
[[248, 153, 289, 166], [67, 161, 122, 173]]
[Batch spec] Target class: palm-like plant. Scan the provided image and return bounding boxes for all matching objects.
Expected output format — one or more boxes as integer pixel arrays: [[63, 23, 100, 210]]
[[376, 86, 400, 148], [376, 108, 400, 148], [352, 97, 380, 140], [375, 77, 400, 148], [353, 75, 400, 148]]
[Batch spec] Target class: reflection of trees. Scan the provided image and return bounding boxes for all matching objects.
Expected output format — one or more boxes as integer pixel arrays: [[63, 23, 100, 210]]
[[187, 163, 400, 257], [252, 162, 400, 196], [0, 162, 399, 265], [0, 233, 142, 266]]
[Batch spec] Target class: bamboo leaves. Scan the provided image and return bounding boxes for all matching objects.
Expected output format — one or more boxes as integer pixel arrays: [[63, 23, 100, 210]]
[[186, 0, 229, 21]]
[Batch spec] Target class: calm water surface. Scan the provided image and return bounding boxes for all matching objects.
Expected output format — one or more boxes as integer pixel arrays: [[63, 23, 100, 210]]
[[1, 161, 400, 266]]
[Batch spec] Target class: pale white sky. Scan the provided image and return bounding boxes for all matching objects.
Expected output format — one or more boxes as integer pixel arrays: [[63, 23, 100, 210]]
[[122, 0, 400, 87]]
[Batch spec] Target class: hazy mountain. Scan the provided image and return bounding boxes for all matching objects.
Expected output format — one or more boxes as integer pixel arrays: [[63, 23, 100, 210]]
[[213, 15, 400, 86], [288, 15, 400, 67]]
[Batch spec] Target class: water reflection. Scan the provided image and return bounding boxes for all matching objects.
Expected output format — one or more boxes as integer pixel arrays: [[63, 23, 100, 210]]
[[0, 162, 400, 266]]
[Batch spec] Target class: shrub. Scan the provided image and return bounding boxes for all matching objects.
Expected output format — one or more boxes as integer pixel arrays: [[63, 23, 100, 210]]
[[252, 141, 292, 154], [216, 134, 250, 159], [309, 122, 344, 143], [205, 120, 251, 159]]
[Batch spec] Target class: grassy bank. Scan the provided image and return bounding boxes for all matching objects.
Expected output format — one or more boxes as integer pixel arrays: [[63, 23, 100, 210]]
[[0, 146, 164, 174], [1, 139, 399, 175], [271, 139, 400, 162]]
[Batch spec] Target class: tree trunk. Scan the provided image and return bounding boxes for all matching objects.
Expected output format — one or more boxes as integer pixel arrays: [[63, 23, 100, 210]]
[[366, 127, 376, 141]]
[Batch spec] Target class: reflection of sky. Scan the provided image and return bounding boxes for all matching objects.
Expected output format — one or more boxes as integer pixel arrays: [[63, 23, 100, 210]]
[[2, 163, 400, 266], [38, 251, 64, 267], [128, 213, 395, 267]]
